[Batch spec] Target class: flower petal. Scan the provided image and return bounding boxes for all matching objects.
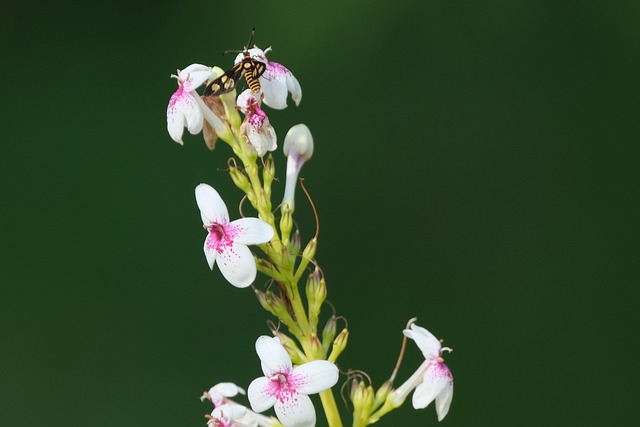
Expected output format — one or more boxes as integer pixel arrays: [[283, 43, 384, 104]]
[[292, 360, 339, 395], [255, 336, 292, 375], [203, 236, 217, 270], [231, 218, 274, 245], [195, 184, 229, 226], [404, 323, 441, 360], [248, 376, 277, 413], [273, 393, 315, 427], [210, 382, 246, 398], [435, 373, 453, 421], [167, 88, 203, 144], [247, 120, 277, 157], [412, 363, 450, 410], [215, 241, 257, 288], [260, 62, 300, 110], [179, 63, 214, 91]]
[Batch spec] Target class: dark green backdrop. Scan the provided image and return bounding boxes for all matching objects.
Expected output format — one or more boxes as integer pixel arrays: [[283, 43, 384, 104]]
[[1, 1, 638, 425]]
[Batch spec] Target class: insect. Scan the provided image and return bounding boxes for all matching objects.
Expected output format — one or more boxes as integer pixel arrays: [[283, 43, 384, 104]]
[[204, 30, 266, 97]]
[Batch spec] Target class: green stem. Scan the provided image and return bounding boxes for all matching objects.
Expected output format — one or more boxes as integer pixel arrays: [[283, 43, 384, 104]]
[[320, 388, 343, 427]]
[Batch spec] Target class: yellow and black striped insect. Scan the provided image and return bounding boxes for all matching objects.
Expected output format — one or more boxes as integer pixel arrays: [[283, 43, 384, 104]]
[[204, 30, 266, 97]]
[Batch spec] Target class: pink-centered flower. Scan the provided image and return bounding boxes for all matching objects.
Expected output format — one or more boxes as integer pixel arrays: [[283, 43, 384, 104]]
[[237, 90, 277, 157], [397, 323, 454, 422], [167, 64, 213, 144], [207, 403, 247, 427], [203, 382, 246, 408], [235, 48, 302, 110], [195, 184, 274, 288], [248, 336, 339, 427]]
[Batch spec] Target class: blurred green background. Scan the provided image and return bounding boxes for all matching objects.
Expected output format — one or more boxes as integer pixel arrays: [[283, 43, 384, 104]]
[[1, 0, 638, 425]]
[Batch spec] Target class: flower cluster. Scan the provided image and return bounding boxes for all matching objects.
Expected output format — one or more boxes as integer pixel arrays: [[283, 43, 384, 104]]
[[165, 36, 455, 427]]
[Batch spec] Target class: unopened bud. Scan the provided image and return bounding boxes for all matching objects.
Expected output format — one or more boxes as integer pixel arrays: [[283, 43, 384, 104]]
[[283, 124, 314, 161], [373, 380, 393, 410], [321, 315, 337, 353], [301, 237, 317, 263], [229, 166, 251, 194], [328, 328, 348, 363], [262, 154, 275, 198], [282, 124, 314, 211], [289, 230, 301, 259], [307, 273, 327, 333]]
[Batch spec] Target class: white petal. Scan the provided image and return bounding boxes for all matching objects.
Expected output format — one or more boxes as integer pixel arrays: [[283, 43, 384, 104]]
[[256, 336, 292, 374], [247, 121, 278, 157], [285, 72, 302, 106], [195, 184, 229, 226], [435, 373, 453, 421], [203, 235, 217, 270], [260, 62, 300, 110], [179, 63, 214, 91], [237, 89, 258, 113], [292, 361, 339, 395], [412, 363, 450, 410], [230, 218, 274, 245], [167, 88, 203, 144], [274, 393, 315, 427], [211, 382, 246, 397], [215, 241, 257, 288], [404, 323, 441, 360], [248, 376, 277, 413]]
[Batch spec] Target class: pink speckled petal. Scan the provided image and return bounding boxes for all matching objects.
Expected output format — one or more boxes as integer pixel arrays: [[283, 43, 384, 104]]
[[293, 361, 339, 395], [435, 371, 453, 421], [215, 241, 256, 288], [203, 236, 217, 270], [256, 336, 292, 375], [274, 393, 315, 427], [195, 184, 229, 226], [231, 218, 274, 245], [167, 88, 203, 144], [404, 324, 441, 360], [412, 363, 451, 411], [248, 376, 277, 413], [260, 63, 288, 110]]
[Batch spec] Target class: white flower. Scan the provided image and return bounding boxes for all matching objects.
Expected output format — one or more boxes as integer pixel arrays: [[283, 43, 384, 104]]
[[207, 403, 246, 427], [236, 48, 302, 110], [203, 382, 246, 407], [248, 336, 339, 427], [195, 184, 274, 288], [397, 323, 454, 422], [167, 64, 225, 145], [282, 124, 314, 210], [237, 90, 277, 157]]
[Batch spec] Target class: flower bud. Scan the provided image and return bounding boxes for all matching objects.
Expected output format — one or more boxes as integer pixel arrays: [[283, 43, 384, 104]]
[[279, 203, 294, 241], [282, 124, 314, 211], [328, 327, 348, 363], [289, 229, 301, 259], [321, 315, 337, 353], [372, 380, 393, 411], [283, 124, 314, 160], [306, 269, 326, 330], [301, 237, 317, 263], [262, 154, 275, 198], [229, 166, 252, 194]]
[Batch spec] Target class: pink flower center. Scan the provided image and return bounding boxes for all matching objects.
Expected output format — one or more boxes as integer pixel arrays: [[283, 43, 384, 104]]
[[205, 223, 241, 254], [266, 371, 305, 404], [245, 97, 267, 128]]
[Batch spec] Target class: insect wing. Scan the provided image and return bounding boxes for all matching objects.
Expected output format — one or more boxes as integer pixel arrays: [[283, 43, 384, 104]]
[[243, 59, 266, 93], [204, 62, 243, 96]]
